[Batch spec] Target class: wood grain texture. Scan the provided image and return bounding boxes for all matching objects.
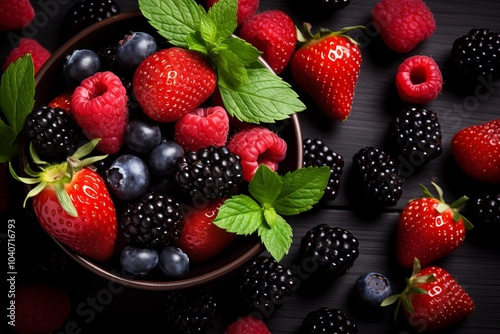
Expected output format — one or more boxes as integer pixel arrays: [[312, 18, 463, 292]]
[[1, 0, 499, 333]]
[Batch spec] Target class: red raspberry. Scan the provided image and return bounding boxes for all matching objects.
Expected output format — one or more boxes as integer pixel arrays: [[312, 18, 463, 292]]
[[2, 38, 51, 74], [206, 0, 259, 26], [224, 315, 271, 334], [228, 126, 287, 181], [371, 0, 436, 53], [49, 90, 74, 114], [71, 71, 129, 154], [174, 106, 230, 151], [395, 55, 443, 105], [239, 10, 297, 74], [0, 0, 35, 31]]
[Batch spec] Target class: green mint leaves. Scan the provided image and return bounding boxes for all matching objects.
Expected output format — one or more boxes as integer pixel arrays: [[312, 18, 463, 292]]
[[214, 165, 330, 261], [0, 54, 35, 163], [139, 0, 306, 124]]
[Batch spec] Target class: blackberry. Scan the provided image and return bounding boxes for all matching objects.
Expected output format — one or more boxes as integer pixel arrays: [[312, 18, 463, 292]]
[[300, 307, 359, 334], [386, 106, 442, 167], [24, 105, 82, 161], [451, 28, 500, 79], [351, 146, 403, 207], [303, 138, 344, 201], [295, 224, 359, 280], [238, 256, 299, 318], [96, 44, 117, 71], [120, 191, 183, 249], [467, 192, 500, 231], [175, 146, 243, 201], [65, 0, 121, 35], [164, 290, 217, 334]]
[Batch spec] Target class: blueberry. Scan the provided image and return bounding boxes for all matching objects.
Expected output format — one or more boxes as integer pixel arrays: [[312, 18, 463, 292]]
[[63, 49, 101, 86], [354, 272, 392, 308], [124, 118, 162, 154], [116, 31, 157, 69], [159, 246, 189, 279], [120, 246, 159, 276], [148, 141, 184, 175], [105, 154, 150, 201]]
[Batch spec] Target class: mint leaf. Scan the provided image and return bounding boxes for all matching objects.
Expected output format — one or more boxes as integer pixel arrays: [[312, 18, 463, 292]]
[[274, 166, 330, 215], [200, 14, 218, 47], [214, 48, 249, 88], [258, 214, 292, 261], [221, 38, 262, 66], [213, 194, 263, 235], [263, 204, 277, 227], [0, 123, 17, 162], [249, 164, 283, 205], [206, 0, 237, 42], [219, 67, 306, 124], [186, 31, 208, 55], [139, 0, 205, 48]]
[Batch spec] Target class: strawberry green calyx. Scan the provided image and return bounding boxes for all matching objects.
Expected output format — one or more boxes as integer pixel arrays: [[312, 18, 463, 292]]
[[418, 182, 474, 230], [9, 138, 107, 217], [296, 23, 365, 46], [381, 258, 436, 320]]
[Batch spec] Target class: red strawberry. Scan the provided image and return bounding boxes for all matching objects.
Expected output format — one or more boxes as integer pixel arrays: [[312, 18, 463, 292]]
[[396, 182, 473, 269], [71, 71, 129, 154], [2, 38, 51, 74], [11, 139, 117, 262], [238, 10, 297, 74], [451, 119, 500, 184], [49, 90, 73, 114], [290, 24, 363, 121], [206, 0, 259, 26], [382, 258, 475, 332], [133, 47, 217, 123], [0, 0, 34, 31], [176, 198, 237, 264], [14, 283, 72, 334], [224, 315, 271, 334]]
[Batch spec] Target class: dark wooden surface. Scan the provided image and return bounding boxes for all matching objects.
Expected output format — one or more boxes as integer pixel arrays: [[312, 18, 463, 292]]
[[2, 1, 499, 333]]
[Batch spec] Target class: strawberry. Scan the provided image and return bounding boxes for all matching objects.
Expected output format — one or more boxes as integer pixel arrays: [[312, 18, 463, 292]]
[[49, 90, 73, 114], [10, 139, 117, 262], [382, 258, 475, 332], [176, 198, 237, 264], [238, 10, 297, 74], [0, 0, 35, 31], [451, 119, 500, 184], [290, 24, 363, 121], [133, 47, 217, 123], [396, 182, 473, 269], [13, 283, 72, 334]]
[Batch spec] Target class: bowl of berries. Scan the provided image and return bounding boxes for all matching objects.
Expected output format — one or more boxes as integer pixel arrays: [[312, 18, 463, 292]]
[[16, 0, 308, 290]]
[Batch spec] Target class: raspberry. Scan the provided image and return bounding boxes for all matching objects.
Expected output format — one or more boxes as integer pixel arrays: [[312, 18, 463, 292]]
[[2, 38, 51, 74], [371, 0, 436, 53], [71, 71, 129, 154], [49, 91, 73, 114], [224, 315, 271, 334], [206, 0, 259, 26], [174, 106, 230, 151], [395, 55, 443, 105], [0, 0, 35, 31], [227, 126, 287, 181]]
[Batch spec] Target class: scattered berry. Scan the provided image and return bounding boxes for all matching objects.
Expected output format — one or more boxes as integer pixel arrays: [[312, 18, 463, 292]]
[[65, 0, 121, 35], [148, 141, 185, 176], [351, 146, 403, 207], [158, 246, 190, 279], [71, 71, 129, 154], [386, 106, 442, 167], [289, 0, 350, 22], [451, 119, 500, 183], [451, 28, 500, 79], [0, 0, 34, 31], [105, 154, 150, 201], [228, 126, 287, 182], [238, 10, 297, 74], [174, 106, 230, 152], [395, 55, 443, 104], [175, 146, 243, 200], [354, 272, 392, 309], [295, 224, 359, 280], [300, 307, 359, 334], [2, 38, 51, 74], [124, 118, 162, 154], [119, 245, 159, 276], [303, 138, 344, 201], [224, 315, 271, 334], [120, 191, 183, 249], [24, 105, 83, 161], [371, 0, 436, 53], [467, 191, 500, 231], [116, 31, 158, 70], [206, 0, 259, 26], [238, 256, 299, 318], [63, 49, 102, 87]]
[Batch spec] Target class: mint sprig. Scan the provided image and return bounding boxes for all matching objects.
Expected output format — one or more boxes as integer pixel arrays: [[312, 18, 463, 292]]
[[139, 0, 306, 124], [0, 54, 35, 163], [214, 165, 330, 261]]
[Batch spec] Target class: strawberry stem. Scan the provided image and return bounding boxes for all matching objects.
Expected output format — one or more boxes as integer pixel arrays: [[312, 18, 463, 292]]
[[298, 23, 365, 46]]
